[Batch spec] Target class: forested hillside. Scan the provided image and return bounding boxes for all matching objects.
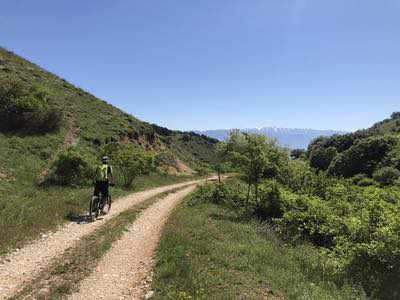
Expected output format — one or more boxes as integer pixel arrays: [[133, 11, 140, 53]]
[[0, 47, 217, 254], [307, 112, 400, 182]]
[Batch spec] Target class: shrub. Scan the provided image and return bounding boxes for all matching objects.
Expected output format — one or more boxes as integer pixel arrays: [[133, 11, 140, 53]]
[[309, 146, 338, 171], [0, 77, 62, 133], [188, 183, 226, 205], [275, 192, 336, 247], [351, 174, 376, 187], [188, 179, 248, 208], [154, 152, 176, 168], [47, 148, 92, 186], [373, 167, 400, 186], [254, 180, 282, 220], [290, 148, 306, 160], [194, 164, 212, 176], [357, 177, 376, 187]]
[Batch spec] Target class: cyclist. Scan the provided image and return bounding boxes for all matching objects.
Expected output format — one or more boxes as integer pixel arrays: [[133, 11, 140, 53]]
[[93, 156, 114, 212]]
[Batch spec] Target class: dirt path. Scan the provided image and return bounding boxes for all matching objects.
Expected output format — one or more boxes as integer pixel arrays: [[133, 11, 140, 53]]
[[69, 185, 196, 300], [0, 179, 208, 299]]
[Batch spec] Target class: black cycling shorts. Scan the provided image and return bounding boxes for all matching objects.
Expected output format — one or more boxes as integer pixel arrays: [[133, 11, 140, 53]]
[[94, 181, 109, 198]]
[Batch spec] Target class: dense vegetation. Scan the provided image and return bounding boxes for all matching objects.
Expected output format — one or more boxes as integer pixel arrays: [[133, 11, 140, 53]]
[[307, 112, 400, 180], [192, 122, 400, 299], [0, 47, 216, 254], [152, 189, 363, 299]]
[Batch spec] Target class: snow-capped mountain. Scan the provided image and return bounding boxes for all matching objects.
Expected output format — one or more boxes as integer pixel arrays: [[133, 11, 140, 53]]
[[196, 127, 347, 149]]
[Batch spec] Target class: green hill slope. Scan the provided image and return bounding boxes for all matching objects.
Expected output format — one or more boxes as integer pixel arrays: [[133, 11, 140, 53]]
[[307, 112, 400, 179], [0, 47, 217, 254]]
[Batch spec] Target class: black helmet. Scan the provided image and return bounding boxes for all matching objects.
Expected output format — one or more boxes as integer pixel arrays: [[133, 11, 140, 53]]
[[102, 156, 109, 163]]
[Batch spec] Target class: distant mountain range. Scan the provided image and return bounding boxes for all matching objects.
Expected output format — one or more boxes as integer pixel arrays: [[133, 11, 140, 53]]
[[196, 128, 348, 149]]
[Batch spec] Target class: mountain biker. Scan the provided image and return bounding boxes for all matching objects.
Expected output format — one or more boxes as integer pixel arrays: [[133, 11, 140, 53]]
[[93, 156, 114, 210]]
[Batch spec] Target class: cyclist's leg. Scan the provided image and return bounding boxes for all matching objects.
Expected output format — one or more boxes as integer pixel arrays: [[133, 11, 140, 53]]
[[93, 181, 100, 197], [99, 181, 108, 210], [104, 181, 110, 199], [92, 182, 101, 212]]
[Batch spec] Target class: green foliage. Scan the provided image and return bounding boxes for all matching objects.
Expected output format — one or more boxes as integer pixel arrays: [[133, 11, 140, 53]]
[[0, 76, 62, 133], [46, 148, 92, 186], [103, 143, 154, 189], [189, 182, 229, 206], [290, 148, 307, 160], [217, 131, 288, 199], [352, 174, 376, 187], [306, 112, 400, 177], [160, 188, 365, 299], [328, 136, 398, 177], [373, 167, 400, 186], [309, 146, 337, 171], [253, 179, 282, 219], [275, 192, 336, 247], [154, 151, 176, 168], [199, 170, 400, 298], [193, 164, 212, 176]]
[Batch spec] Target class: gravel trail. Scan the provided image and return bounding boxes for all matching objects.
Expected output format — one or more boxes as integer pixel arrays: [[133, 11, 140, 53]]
[[0, 179, 206, 299], [69, 185, 196, 300]]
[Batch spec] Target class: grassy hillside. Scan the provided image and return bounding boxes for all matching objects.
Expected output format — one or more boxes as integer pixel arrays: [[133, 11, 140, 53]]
[[0, 47, 216, 254]]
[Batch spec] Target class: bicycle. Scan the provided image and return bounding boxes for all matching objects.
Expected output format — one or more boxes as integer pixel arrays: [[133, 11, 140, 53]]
[[89, 191, 112, 221]]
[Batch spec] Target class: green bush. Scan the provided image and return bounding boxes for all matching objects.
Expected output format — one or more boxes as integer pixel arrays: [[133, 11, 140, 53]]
[[373, 167, 400, 186], [290, 148, 306, 160], [275, 192, 336, 247], [103, 143, 154, 189], [309, 146, 338, 171], [154, 152, 176, 168], [0, 77, 62, 133], [47, 148, 92, 186], [357, 177, 376, 187], [253, 180, 282, 220]]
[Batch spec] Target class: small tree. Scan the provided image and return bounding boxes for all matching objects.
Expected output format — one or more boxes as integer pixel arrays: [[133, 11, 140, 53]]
[[218, 131, 288, 201], [105, 143, 154, 189]]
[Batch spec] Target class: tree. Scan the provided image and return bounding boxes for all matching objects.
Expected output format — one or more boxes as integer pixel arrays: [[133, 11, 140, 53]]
[[290, 149, 307, 160], [328, 136, 398, 177], [218, 131, 288, 201], [309, 146, 338, 171], [391, 112, 400, 119], [104, 143, 154, 189]]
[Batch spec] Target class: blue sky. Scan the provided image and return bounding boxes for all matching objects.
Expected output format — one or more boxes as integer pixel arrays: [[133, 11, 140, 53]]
[[1, 1, 399, 131]]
